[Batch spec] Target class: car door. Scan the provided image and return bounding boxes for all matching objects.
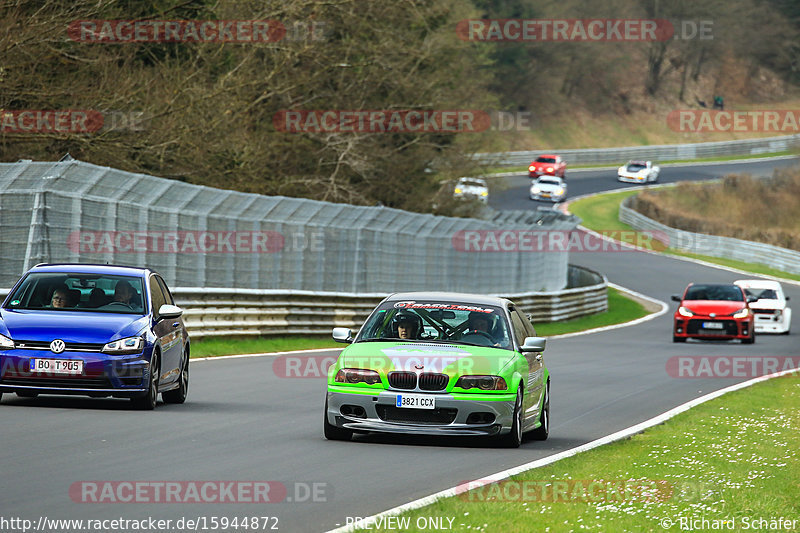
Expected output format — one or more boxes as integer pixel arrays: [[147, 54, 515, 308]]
[[149, 274, 181, 385], [509, 307, 544, 428]]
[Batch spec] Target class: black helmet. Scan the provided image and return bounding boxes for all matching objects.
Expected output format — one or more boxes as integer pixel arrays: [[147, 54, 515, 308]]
[[392, 311, 422, 338], [468, 311, 492, 331]]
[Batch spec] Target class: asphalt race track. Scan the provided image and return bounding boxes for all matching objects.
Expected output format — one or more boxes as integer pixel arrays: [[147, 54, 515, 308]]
[[2, 157, 799, 532]]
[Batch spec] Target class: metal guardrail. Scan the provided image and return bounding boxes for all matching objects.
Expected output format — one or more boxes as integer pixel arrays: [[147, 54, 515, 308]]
[[476, 134, 800, 167], [619, 196, 800, 275], [173, 265, 607, 337]]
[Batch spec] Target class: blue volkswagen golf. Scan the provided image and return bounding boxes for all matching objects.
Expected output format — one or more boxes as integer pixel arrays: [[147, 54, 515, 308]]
[[0, 264, 189, 409]]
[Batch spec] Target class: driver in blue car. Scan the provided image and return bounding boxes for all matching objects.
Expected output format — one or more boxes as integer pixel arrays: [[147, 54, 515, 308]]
[[113, 280, 135, 305]]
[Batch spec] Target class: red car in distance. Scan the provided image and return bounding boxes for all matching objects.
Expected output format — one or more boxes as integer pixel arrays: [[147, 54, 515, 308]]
[[672, 283, 757, 344], [528, 154, 566, 179]]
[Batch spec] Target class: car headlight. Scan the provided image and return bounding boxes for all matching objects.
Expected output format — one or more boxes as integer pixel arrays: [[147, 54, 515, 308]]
[[0, 333, 15, 349], [528, 165, 535, 172], [678, 306, 694, 317], [531, 186, 541, 194], [546, 167, 553, 172], [480, 191, 488, 197], [102, 336, 144, 355], [732, 308, 750, 319], [454, 188, 462, 194], [455, 375, 507, 390], [555, 188, 565, 195], [335, 368, 381, 385]]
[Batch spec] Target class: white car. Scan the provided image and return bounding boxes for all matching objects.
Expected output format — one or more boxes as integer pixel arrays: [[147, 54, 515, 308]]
[[734, 279, 791, 334], [618, 160, 660, 183], [453, 177, 489, 203], [530, 176, 567, 203]]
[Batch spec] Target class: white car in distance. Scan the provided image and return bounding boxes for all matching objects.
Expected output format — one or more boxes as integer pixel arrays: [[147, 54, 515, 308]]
[[453, 177, 489, 203], [618, 160, 660, 183], [734, 279, 791, 334], [530, 176, 567, 203]]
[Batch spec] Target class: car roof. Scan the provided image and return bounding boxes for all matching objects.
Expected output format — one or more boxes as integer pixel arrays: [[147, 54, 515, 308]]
[[457, 177, 487, 185], [383, 291, 512, 307], [734, 279, 782, 290], [628, 160, 648, 164], [29, 263, 151, 277]]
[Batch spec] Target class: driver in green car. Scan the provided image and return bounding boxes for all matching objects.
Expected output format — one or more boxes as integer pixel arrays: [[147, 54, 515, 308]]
[[466, 311, 509, 347]]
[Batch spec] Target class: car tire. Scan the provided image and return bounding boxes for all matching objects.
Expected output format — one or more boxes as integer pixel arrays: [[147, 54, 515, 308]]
[[162, 348, 189, 404], [323, 398, 352, 441], [673, 335, 686, 343], [132, 352, 159, 410], [530, 382, 549, 441], [498, 386, 524, 448], [742, 331, 755, 344], [16, 391, 38, 398]]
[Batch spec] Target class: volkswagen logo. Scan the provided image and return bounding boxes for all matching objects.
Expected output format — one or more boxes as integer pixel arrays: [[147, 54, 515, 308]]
[[50, 339, 66, 354]]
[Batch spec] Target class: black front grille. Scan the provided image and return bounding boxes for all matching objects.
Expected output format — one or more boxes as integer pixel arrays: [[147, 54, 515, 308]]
[[1, 377, 113, 389], [418, 373, 449, 391], [13, 340, 104, 352], [376, 405, 458, 424], [687, 319, 739, 335], [388, 371, 416, 390]]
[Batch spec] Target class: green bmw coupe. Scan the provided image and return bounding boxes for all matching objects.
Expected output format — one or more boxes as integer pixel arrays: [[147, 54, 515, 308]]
[[324, 292, 549, 448]]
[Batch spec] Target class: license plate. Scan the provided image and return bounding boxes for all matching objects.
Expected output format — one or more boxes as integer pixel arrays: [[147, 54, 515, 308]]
[[396, 393, 435, 410], [541, 193, 551, 197], [702, 322, 724, 330], [30, 358, 83, 375]]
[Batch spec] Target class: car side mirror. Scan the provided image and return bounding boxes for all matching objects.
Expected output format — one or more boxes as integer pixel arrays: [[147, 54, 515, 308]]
[[332, 327, 353, 344], [158, 304, 183, 319], [671, 294, 682, 302], [521, 336, 546, 352], [786, 296, 790, 301]]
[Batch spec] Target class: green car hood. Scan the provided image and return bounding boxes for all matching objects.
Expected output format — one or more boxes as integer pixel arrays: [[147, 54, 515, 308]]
[[340, 341, 517, 376]]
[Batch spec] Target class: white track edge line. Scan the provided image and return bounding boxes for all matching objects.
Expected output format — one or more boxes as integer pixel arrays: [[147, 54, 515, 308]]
[[325, 365, 798, 533]]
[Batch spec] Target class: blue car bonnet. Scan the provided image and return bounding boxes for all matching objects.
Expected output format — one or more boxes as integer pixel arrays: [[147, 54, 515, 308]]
[[0, 309, 148, 344]]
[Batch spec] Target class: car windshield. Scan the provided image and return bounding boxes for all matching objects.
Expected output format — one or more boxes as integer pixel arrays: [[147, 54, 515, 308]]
[[685, 284, 745, 302], [535, 157, 556, 163], [538, 179, 561, 187], [5, 272, 146, 314], [626, 162, 647, 171], [459, 179, 486, 188], [744, 288, 778, 300], [356, 301, 512, 350]]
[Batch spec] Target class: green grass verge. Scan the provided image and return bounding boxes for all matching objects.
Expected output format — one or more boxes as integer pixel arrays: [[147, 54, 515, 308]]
[[189, 288, 650, 357], [569, 190, 800, 281], [365, 376, 800, 532], [190, 335, 340, 358], [535, 287, 649, 336]]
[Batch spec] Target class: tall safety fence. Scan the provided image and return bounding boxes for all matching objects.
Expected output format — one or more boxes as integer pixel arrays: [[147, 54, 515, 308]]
[[0, 159, 578, 293], [476, 134, 800, 167]]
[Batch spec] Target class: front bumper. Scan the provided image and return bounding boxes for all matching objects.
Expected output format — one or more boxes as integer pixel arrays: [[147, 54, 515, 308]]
[[326, 390, 516, 437], [530, 192, 564, 202], [618, 174, 646, 183], [753, 311, 790, 333], [673, 316, 753, 340], [0, 350, 150, 397]]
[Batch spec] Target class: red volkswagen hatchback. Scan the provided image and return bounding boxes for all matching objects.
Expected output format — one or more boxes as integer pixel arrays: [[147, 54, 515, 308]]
[[672, 283, 756, 343]]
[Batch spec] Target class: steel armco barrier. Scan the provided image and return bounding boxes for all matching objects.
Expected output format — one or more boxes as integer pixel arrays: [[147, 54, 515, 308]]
[[619, 195, 800, 275], [0, 265, 606, 338], [476, 134, 800, 167], [172, 264, 607, 337]]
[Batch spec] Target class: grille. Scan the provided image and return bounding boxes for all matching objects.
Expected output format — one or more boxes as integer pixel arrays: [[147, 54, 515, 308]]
[[687, 319, 739, 336], [388, 371, 416, 390], [376, 405, 458, 424], [13, 340, 105, 352], [418, 373, 449, 391], [1, 377, 113, 389]]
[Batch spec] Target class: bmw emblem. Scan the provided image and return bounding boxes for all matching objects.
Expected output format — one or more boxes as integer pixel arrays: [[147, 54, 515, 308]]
[[414, 364, 424, 370], [50, 339, 66, 354]]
